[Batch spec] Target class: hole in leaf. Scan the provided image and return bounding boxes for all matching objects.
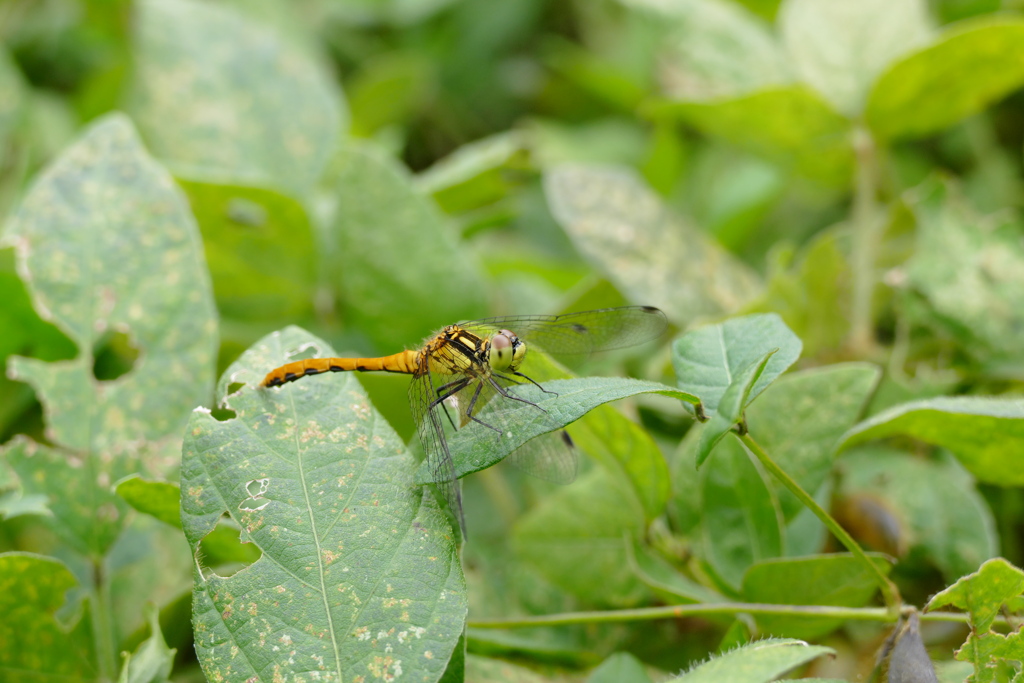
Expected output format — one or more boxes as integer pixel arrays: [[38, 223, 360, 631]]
[[226, 197, 267, 228], [92, 328, 140, 381], [226, 382, 244, 395], [210, 408, 236, 422], [198, 515, 261, 577]]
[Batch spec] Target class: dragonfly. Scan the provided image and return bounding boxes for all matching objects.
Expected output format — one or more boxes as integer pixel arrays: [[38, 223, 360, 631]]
[[261, 305, 668, 536]]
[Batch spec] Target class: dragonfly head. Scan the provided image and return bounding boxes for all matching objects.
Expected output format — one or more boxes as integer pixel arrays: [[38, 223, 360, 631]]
[[489, 329, 526, 372]]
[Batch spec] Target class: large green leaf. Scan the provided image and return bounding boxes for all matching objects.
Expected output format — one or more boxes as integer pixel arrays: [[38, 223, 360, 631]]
[[839, 447, 997, 582], [0, 552, 95, 679], [639, 0, 789, 100], [838, 396, 1024, 487], [179, 180, 318, 323], [0, 47, 23, 150], [661, 87, 854, 187], [700, 433, 782, 589], [1, 115, 217, 556], [127, 0, 345, 195], [512, 467, 649, 607], [866, 17, 1024, 140], [413, 378, 696, 484], [330, 144, 488, 352], [544, 165, 761, 321], [182, 326, 466, 682], [746, 363, 880, 519], [778, 0, 931, 115], [741, 554, 893, 640], [668, 638, 834, 682], [673, 313, 802, 419], [904, 177, 1024, 369]]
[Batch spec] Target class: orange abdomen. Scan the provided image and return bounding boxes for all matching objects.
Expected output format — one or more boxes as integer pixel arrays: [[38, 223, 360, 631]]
[[261, 350, 419, 387]]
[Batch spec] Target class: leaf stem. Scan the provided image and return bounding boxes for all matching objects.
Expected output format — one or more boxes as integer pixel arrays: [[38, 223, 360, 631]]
[[849, 124, 882, 355], [91, 559, 118, 681], [739, 433, 901, 615], [468, 603, 972, 629]]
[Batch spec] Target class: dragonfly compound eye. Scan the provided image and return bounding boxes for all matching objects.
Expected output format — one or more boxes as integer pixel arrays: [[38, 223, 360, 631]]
[[490, 330, 525, 371]]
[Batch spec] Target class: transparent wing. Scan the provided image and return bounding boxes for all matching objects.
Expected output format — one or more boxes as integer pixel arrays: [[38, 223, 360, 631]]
[[409, 371, 465, 537], [449, 375, 577, 485], [460, 305, 667, 356], [505, 429, 578, 485]]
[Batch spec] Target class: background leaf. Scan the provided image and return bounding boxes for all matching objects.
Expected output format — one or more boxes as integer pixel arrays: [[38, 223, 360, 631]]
[[544, 165, 761, 320], [127, 0, 345, 195], [866, 17, 1024, 140], [839, 396, 1024, 487], [330, 144, 488, 352]]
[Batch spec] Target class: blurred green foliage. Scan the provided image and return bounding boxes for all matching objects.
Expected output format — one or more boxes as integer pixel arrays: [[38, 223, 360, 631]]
[[3, 0, 1024, 681]]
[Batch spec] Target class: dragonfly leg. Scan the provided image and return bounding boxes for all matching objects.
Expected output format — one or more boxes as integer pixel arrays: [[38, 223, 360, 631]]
[[463, 380, 503, 435], [509, 370, 558, 397], [487, 376, 550, 414], [433, 378, 469, 431]]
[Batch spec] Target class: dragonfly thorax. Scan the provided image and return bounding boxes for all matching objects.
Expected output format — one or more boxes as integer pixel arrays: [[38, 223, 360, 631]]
[[488, 329, 525, 372]]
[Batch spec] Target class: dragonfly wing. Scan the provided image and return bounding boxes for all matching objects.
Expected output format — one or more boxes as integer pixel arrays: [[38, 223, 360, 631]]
[[505, 429, 579, 485], [461, 306, 668, 356], [409, 372, 465, 537], [466, 376, 577, 484]]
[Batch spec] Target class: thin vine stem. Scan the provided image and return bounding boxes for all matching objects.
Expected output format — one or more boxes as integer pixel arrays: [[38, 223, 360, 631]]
[[739, 432, 901, 614], [468, 603, 971, 629]]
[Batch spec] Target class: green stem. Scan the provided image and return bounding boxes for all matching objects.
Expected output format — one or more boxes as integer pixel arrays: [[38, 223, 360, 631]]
[[468, 603, 973, 629], [849, 124, 882, 355], [91, 559, 118, 681], [740, 433, 901, 614]]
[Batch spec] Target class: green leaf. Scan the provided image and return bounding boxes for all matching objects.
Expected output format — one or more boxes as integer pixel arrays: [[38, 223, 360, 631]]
[[927, 558, 1024, 632], [178, 180, 318, 323], [741, 554, 893, 640], [697, 350, 776, 466], [118, 603, 175, 683], [839, 447, 996, 582], [778, 0, 932, 115], [116, 476, 181, 529], [0, 47, 24, 149], [701, 433, 782, 588], [674, 313, 802, 418], [512, 467, 649, 606], [642, 0, 789, 100], [669, 638, 834, 682], [1, 115, 217, 557], [544, 165, 761, 321], [413, 378, 696, 484], [629, 536, 726, 604], [571, 402, 671, 521], [746, 363, 880, 519], [866, 17, 1024, 140], [330, 144, 488, 351], [181, 326, 466, 681], [0, 552, 95, 677], [838, 396, 1024, 486], [127, 0, 345, 195], [416, 132, 527, 214], [588, 651, 654, 683], [659, 87, 854, 186], [904, 176, 1024, 368], [465, 654, 550, 683], [746, 229, 853, 358]]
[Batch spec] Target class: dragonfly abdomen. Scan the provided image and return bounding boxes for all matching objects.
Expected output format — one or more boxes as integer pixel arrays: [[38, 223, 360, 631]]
[[261, 350, 419, 387]]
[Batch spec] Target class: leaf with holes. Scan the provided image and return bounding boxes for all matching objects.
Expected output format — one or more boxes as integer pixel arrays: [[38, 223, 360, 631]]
[[182, 326, 466, 682], [0, 114, 217, 558]]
